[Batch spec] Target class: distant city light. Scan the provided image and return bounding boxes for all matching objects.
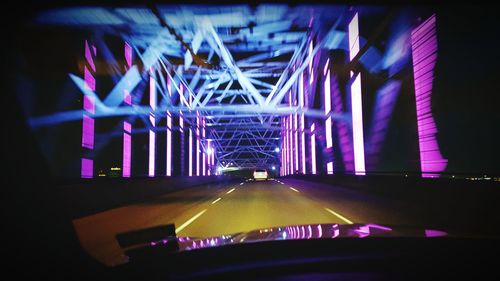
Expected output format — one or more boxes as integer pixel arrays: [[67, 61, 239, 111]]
[[272, 166, 276, 170], [206, 148, 213, 155], [275, 147, 280, 153]]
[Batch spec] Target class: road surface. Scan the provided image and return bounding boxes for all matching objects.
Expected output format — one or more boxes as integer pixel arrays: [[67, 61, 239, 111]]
[[73, 178, 414, 266]]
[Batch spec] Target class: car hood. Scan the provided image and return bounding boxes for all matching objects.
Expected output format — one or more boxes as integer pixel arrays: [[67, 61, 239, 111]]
[[140, 223, 448, 253]]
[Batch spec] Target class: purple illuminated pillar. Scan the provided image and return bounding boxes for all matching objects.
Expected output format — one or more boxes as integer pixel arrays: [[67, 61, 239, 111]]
[[188, 91, 193, 177], [123, 122, 131, 177], [309, 41, 314, 85], [289, 115, 293, 174], [123, 42, 133, 177], [202, 118, 206, 176], [288, 90, 295, 174], [189, 129, 193, 177], [211, 142, 215, 170], [299, 72, 306, 174], [149, 68, 156, 177], [284, 118, 287, 176], [293, 113, 299, 172], [310, 124, 317, 174], [411, 14, 447, 177], [81, 158, 93, 179], [287, 116, 291, 175], [206, 139, 211, 176], [196, 112, 200, 176], [300, 119, 305, 175], [281, 118, 286, 176], [282, 118, 285, 176], [166, 75, 172, 176], [325, 70, 333, 149], [179, 84, 185, 172], [349, 13, 366, 175], [81, 40, 96, 178]]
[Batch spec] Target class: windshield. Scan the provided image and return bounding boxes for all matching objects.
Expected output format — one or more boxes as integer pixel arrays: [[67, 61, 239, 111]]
[[9, 1, 500, 269]]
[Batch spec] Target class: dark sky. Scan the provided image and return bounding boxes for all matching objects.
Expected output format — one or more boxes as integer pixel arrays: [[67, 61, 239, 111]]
[[432, 5, 500, 174]]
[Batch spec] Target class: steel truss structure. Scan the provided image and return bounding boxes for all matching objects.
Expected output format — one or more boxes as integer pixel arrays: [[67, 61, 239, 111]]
[[30, 4, 446, 177]]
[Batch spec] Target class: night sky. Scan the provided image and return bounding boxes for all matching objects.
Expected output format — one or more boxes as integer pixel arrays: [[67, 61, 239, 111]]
[[432, 5, 500, 174]]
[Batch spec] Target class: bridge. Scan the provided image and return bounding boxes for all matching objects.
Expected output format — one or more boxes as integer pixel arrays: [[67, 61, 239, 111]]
[[12, 3, 500, 272]]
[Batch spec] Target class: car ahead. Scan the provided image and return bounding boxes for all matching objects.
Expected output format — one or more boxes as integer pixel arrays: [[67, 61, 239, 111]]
[[253, 169, 268, 181]]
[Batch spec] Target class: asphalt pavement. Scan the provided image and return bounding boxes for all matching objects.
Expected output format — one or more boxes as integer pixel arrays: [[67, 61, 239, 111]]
[[73, 178, 414, 266]]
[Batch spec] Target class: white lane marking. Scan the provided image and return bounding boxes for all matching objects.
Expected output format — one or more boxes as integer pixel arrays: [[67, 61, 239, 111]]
[[176, 209, 207, 234], [289, 187, 300, 193], [240, 182, 244, 185], [211, 197, 222, 204], [280, 182, 285, 185], [226, 188, 236, 194], [324, 207, 353, 224]]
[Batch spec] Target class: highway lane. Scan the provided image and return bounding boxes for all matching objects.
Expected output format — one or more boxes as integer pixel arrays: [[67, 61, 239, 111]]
[[73, 178, 412, 266]]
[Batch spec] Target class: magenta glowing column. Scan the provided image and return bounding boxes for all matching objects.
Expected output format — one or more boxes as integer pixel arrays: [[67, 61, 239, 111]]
[[286, 116, 292, 175], [411, 14, 447, 177], [122, 42, 133, 178], [202, 118, 206, 176], [299, 72, 306, 174], [289, 115, 293, 174], [148, 68, 156, 177], [325, 70, 333, 149], [189, 129, 193, 177], [206, 139, 211, 176], [81, 40, 96, 178], [283, 117, 287, 175], [310, 124, 317, 175], [123, 122, 131, 177], [301, 114, 306, 174], [281, 118, 286, 176], [309, 41, 314, 85], [188, 89, 193, 177], [293, 113, 299, 172], [166, 75, 172, 176], [284, 120, 287, 176], [325, 65, 333, 174], [288, 90, 294, 174], [211, 143, 215, 168], [82, 114, 94, 150], [349, 13, 366, 176], [196, 112, 200, 176], [81, 158, 93, 179]]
